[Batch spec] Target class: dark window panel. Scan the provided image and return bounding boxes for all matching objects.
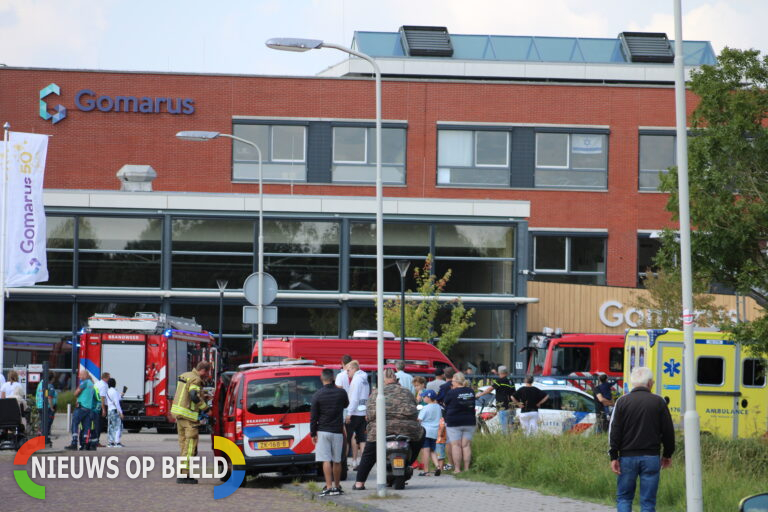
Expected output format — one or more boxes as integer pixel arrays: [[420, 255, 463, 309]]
[[79, 252, 161, 288], [172, 254, 253, 289]]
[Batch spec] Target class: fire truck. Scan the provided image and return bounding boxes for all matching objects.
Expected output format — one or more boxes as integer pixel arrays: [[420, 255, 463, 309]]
[[78, 312, 217, 433]]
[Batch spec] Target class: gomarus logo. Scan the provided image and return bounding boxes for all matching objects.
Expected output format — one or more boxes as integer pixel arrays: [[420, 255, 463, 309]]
[[213, 436, 245, 499], [39, 84, 67, 124], [14, 436, 46, 499]]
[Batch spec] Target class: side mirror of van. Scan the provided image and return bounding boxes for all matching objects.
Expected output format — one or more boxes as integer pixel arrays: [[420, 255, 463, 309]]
[[740, 493, 768, 512]]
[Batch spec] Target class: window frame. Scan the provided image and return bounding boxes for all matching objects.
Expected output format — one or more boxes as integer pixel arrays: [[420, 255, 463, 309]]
[[534, 130, 609, 190], [532, 233, 607, 283], [270, 125, 307, 163], [436, 127, 512, 187], [696, 356, 725, 386], [638, 131, 677, 192], [332, 126, 368, 164], [742, 358, 767, 388], [473, 131, 510, 168]]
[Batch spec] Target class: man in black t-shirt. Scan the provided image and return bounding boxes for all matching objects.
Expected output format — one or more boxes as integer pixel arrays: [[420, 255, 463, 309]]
[[512, 376, 548, 436], [476, 366, 516, 433]]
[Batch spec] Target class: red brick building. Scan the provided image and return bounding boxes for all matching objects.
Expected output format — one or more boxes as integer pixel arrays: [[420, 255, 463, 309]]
[[0, 28, 715, 373]]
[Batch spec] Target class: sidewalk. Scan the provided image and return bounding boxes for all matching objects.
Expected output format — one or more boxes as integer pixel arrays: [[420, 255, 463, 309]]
[[303, 466, 616, 512]]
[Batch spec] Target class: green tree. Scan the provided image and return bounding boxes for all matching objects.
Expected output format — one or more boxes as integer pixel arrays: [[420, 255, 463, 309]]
[[658, 47, 768, 357], [382, 255, 475, 356], [632, 268, 727, 329]]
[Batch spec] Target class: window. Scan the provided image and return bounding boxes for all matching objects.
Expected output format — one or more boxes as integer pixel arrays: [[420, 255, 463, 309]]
[[560, 390, 596, 413], [743, 359, 766, 387], [638, 235, 662, 285], [697, 357, 724, 386], [552, 347, 591, 374], [332, 127, 405, 183], [630, 347, 636, 372], [609, 348, 624, 372], [437, 129, 510, 186], [232, 123, 307, 182], [532, 235, 606, 285], [639, 134, 675, 191], [246, 376, 322, 415], [535, 132, 607, 189]]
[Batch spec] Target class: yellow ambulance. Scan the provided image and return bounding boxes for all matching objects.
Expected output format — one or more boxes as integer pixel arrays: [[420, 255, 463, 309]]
[[623, 329, 767, 439]]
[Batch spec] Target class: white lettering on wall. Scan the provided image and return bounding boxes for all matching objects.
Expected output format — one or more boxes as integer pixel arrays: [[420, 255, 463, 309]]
[[598, 300, 738, 328]]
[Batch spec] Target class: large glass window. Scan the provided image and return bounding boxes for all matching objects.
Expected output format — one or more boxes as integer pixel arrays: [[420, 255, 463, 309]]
[[639, 134, 675, 191], [46, 216, 75, 286], [533, 235, 606, 285], [535, 132, 608, 189], [172, 218, 254, 289], [437, 130, 510, 186], [638, 235, 662, 285], [332, 127, 406, 183], [78, 217, 162, 288], [232, 123, 307, 182], [435, 224, 515, 294]]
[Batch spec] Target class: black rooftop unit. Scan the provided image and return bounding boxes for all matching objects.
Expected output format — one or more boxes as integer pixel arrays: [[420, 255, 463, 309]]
[[399, 26, 453, 57], [619, 32, 674, 63]]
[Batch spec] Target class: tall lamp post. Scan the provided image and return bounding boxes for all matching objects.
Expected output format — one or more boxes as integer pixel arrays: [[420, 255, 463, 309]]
[[265, 37, 387, 497], [176, 131, 265, 364], [396, 260, 410, 362], [216, 279, 228, 372]]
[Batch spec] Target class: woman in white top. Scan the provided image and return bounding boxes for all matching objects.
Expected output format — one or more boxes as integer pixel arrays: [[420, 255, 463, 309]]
[[0, 370, 23, 399], [105, 378, 124, 447]]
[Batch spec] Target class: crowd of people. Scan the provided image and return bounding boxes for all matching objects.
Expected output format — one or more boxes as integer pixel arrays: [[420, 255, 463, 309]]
[[66, 370, 124, 450]]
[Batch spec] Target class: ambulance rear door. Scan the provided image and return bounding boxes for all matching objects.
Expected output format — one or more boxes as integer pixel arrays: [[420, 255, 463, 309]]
[[695, 337, 738, 438], [737, 352, 766, 438]]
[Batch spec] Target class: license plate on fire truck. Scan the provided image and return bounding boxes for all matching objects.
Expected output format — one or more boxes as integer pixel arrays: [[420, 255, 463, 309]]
[[256, 440, 291, 450]]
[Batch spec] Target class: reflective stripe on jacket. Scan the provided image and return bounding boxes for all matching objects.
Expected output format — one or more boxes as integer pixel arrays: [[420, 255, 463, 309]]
[[171, 370, 208, 421]]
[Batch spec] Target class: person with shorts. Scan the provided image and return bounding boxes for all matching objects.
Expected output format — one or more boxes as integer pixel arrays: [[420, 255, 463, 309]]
[[443, 372, 476, 473], [513, 375, 549, 436], [311, 368, 349, 496], [417, 389, 442, 475], [345, 360, 369, 469]]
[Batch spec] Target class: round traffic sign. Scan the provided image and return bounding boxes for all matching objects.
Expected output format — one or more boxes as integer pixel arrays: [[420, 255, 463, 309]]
[[243, 272, 278, 306]]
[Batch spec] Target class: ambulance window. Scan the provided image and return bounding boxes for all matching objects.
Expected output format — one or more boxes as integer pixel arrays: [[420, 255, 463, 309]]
[[630, 347, 636, 371], [246, 378, 291, 415], [696, 357, 724, 386], [609, 348, 624, 372], [639, 348, 646, 367], [743, 359, 766, 387]]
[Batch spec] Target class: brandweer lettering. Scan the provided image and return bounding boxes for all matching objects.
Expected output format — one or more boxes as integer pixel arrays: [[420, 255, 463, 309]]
[[19, 151, 36, 254], [75, 90, 194, 115]]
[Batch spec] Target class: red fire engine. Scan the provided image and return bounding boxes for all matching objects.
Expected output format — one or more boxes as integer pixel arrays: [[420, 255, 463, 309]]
[[78, 312, 216, 433]]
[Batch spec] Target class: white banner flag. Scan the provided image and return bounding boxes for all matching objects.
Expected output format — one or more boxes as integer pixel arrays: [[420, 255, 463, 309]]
[[2, 131, 49, 286]]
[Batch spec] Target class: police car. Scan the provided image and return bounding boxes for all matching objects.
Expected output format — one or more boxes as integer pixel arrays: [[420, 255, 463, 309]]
[[475, 380, 600, 435]]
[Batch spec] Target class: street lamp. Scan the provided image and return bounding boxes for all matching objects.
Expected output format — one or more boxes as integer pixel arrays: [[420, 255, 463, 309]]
[[395, 260, 410, 362], [216, 279, 228, 372], [265, 37, 387, 496], [176, 131, 266, 364]]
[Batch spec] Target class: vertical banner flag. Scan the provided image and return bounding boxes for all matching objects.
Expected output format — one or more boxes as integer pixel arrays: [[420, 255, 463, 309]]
[[2, 132, 49, 286]]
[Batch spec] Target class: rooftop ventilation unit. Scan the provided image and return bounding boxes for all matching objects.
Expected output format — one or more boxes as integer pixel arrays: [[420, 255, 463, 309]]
[[399, 26, 453, 57], [619, 32, 674, 63]]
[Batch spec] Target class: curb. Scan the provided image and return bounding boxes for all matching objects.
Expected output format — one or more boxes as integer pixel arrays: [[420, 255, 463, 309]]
[[282, 482, 387, 512]]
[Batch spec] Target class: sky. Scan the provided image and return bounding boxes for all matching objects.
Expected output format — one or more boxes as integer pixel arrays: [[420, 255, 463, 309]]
[[0, 0, 765, 76]]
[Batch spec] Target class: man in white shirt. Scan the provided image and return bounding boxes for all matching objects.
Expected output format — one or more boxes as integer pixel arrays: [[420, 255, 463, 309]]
[[345, 360, 369, 468], [395, 360, 414, 394], [334, 354, 352, 392], [95, 372, 110, 448], [105, 378, 124, 447]]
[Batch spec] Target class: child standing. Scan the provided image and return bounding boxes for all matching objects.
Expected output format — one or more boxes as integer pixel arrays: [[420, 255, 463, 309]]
[[106, 378, 124, 448], [434, 416, 448, 475], [417, 389, 442, 476]]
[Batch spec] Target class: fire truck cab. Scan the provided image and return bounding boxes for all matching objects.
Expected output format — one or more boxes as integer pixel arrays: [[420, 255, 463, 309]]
[[79, 312, 216, 433]]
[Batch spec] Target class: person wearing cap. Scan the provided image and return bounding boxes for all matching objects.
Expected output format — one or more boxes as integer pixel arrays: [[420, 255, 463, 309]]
[[417, 389, 442, 476], [476, 365, 516, 434]]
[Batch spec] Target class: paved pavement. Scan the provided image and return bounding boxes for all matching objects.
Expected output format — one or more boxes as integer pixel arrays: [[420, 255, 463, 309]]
[[1, 415, 348, 512], [3, 415, 615, 511], [308, 464, 616, 512]]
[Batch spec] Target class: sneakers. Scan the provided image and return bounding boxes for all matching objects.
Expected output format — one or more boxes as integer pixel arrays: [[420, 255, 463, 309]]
[[319, 486, 344, 497], [444, 463, 454, 471], [64, 444, 78, 451], [114, 443, 125, 448], [319, 487, 333, 497]]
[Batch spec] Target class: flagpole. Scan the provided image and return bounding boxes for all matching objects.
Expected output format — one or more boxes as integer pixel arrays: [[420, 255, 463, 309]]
[[1, 122, 9, 374]]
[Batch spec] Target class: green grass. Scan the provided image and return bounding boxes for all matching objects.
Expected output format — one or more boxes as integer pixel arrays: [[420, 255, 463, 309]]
[[466, 432, 768, 512]]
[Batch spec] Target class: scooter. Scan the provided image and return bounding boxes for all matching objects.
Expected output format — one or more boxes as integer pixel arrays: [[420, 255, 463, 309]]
[[385, 434, 413, 490]]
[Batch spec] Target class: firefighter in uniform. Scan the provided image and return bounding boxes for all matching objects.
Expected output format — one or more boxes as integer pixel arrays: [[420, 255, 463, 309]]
[[171, 361, 213, 484]]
